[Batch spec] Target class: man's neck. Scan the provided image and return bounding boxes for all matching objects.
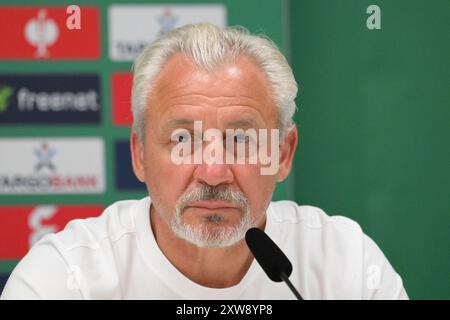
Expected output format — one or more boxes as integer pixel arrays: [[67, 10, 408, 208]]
[[149, 204, 265, 288]]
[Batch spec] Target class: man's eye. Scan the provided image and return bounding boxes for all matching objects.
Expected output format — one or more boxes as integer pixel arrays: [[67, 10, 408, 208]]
[[234, 133, 249, 144], [171, 131, 192, 143], [177, 133, 190, 143]]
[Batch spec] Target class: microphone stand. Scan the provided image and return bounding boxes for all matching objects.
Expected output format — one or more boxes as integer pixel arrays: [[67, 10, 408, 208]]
[[280, 272, 303, 300]]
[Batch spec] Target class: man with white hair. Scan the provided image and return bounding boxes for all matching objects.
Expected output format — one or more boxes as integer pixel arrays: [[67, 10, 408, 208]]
[[1, 23, 408, 299]]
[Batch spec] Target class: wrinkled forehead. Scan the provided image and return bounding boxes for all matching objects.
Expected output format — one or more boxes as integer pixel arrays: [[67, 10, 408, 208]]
[[151, 52, 273, 93], [146, 52, 278, 127]]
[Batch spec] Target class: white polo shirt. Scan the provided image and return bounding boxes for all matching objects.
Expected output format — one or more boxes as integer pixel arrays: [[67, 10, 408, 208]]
[[1, 197, 408, 299]]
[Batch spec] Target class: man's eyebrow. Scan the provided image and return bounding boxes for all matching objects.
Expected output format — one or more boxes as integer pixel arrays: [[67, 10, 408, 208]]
[[225, 119, 260, 129], [166, 118, 196, 127], [165, 118, 262, 129]]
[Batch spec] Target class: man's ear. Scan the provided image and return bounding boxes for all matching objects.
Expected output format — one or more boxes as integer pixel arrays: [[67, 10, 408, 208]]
[[275, 125, 298, 182], [130, 130, 146, 183]]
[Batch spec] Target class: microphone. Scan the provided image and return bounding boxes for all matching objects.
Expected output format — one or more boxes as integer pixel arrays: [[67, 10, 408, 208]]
[[245, 227, 303, 300]]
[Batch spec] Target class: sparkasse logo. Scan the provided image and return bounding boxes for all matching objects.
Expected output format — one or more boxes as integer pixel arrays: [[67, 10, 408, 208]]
[[0, 205, 104, 259]]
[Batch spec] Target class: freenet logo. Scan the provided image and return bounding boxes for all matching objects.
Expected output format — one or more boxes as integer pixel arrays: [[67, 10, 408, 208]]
[[0, 86, 13, 113], [0, 74, 101, 124]]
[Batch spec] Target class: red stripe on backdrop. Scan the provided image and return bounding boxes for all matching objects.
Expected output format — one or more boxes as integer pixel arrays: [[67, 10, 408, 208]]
[[0, 6, 100, 59], [0, 205, 103, 259], [112, 72, 134, 126]]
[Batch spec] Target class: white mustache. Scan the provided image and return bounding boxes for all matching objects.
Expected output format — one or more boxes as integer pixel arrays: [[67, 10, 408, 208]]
[[177, 185, 249, 212]]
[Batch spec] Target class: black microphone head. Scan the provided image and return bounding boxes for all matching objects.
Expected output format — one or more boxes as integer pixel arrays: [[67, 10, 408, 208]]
[[245, 227, 293, 282]]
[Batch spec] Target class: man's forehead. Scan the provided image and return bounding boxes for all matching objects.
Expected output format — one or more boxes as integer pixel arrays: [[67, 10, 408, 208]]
[[159, 101, 269, 129], [148, 53, 277, 124], [151, 53, 273, 100]]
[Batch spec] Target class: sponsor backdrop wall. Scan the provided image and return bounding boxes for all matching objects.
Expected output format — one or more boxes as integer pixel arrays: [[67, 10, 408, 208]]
[[0, 0, 293, 294]]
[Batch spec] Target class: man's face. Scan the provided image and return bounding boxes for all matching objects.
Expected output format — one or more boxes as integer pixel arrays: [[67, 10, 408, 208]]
[[131, 53, 296, 247]]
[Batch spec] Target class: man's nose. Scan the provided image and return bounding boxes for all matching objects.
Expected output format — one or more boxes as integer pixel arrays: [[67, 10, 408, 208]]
[[193, 162, 234, 187]]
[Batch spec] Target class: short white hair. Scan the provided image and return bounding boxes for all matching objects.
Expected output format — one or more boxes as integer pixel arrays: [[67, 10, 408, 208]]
[[132, 23, 298, 140]]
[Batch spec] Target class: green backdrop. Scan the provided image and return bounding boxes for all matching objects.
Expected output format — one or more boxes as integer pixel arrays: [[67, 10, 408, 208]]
[[290, 0, 450, 299]]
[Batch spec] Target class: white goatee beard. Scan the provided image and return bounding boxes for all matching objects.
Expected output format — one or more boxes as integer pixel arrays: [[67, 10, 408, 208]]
[[169, 185, 256, 248]]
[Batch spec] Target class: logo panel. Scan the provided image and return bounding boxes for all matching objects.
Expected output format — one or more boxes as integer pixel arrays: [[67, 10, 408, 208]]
[[111, 72, 133, 126], [109, 4, 226, 61], [0, 138, 105, 194], [115, 140, 146, 191], [0, 6, 100, 60], [0, 74, 101, 124], [0, 205, 103, 259]]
